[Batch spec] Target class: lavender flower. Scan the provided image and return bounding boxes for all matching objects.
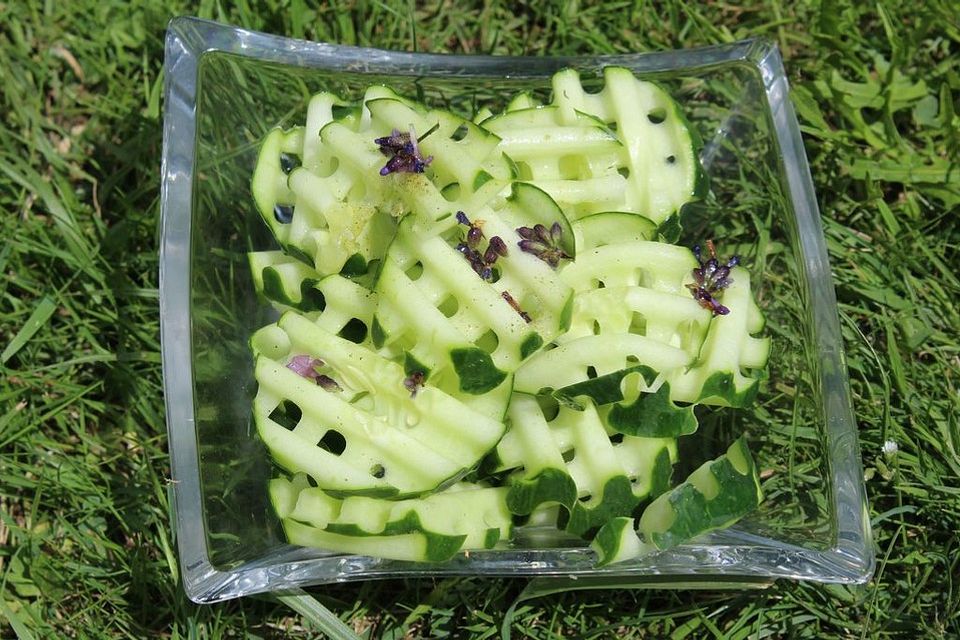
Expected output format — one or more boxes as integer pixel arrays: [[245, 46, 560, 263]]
[[517, 222, 571, 268], [403, 371, 426, 398], [686, 240, 739, 316], [502, 291, 532, 323], [287, 355, 323, 380], [286, 355, 342, 391], [455, 212, 502, 281], [375, 124, 436, 175], [457, 210, 484, 247]]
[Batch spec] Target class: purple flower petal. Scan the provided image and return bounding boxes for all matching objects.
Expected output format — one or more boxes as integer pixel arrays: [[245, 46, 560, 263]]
[[287, 355, 324, 380], [316, 375, 342, 392]]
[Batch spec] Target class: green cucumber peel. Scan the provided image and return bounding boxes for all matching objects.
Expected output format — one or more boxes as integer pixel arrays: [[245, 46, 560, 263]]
[[553, 364, 659, 408], [695, 370, 760, 408], [591, 517, 646, 567], [519, 333, 544, 360], [604, 381, 698, 438], [506, 467, 579, 516], [505, 181, 577, 260], [560, 474, 638, 539], [656, 212, 683, 244], [261, 268, 326, 312], [450, 347, 508, 394], [639, 437, 762, 550]]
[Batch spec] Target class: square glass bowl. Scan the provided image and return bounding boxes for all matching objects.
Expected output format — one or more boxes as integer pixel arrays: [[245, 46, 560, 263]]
[[160, 17, 874, 603]]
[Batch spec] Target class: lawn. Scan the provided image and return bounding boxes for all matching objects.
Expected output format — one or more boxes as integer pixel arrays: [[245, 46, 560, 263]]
[[1, 1, 958, 638]]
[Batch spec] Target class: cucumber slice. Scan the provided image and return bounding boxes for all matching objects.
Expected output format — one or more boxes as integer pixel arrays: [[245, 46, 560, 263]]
[[286, 166, 396, 276], [268, 473, 311, 519], [247, 268, 377, 339], [494, 394, 676, 536], [483, 106, 622, 165], [482, 105, 626, 221], [550, 67, 706, 224], [302, 92, 359, 176], [558, 401, 673, 537], [666, 267, 771, 407], [283, 519, 466, 562], [591, 517, 644, 567], [253, 312, 507, 497], [248, 250, 328, 314], [561, 284, 710, 351], [299, 483, 510, 549], [365, 97, 514, 220], [498, 394, 579, 515], [251, 126, 305, 242], [504, 91, 542, 112], [514, 333, 691, 396], [271, 476, 512, 554], [571, 212, 657, 252], [373, 194, 572, 395], [638, 437, 762, 550], [560, 240, 697, 294]]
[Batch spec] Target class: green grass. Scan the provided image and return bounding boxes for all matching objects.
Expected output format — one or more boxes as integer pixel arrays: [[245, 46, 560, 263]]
[[1, 1, 959, 638]]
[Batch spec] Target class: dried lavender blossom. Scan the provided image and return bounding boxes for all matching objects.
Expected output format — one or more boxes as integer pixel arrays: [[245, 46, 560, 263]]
[[455, 212, 501, 281], [287, 355, 342, 391], [502, 291, 532, 323], [316, 375, 342, 392], [488, 235, 508, 257], [287, 355, 324, 380], [516, 222, 570, 268], [456, 210, 484, 247], [403, 371, 425, 398], [686, 239, 739, 316], [375, 124, 436, 175]]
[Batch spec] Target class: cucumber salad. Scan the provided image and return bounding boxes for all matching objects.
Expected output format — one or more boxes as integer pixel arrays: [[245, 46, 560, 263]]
[[247, 67, 770, 566]]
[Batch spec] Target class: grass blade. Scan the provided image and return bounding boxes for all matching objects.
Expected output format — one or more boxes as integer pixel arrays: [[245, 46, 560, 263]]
[[275, 590, 361, 640], [2, 296, 57, 364], [0, 598, 37, 640]]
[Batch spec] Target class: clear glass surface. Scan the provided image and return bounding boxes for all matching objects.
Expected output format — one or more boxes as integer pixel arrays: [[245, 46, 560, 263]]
[[160, 17, 874, 603]]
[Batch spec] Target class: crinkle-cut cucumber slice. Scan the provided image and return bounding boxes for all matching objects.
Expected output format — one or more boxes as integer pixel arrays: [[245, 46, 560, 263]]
[[504, 91, 543, 112], [560, 240, 697, 294], [251, 126, 305, 240], [285, 166, 396, 276], [373, 198, 572, 395], [513, 333, 691, 396], [284, 483, 513, 549], [591, 517, 644, 567], [638, 437, 762, 551], [302, 91, 360, 176], [270, 476, 512, 552], [319, 100, 513, 228], [248, 270, 376, 341], [561, 284, 711, 352], [367, 97, 513, 217], [482, 106, 626, 221], [269, 473, 311, 519], [667, 267, 771, 407], [497, 394, 578, 515], [550, 67, 706, 224], [513, 333, 698, 438], [248, 250, 329, 314], [494, 394, 676, 535], [541, 363, 698, 438], [483, 106, 622, 164], [283, 519, 466, 562], [252, 118, 394, 279], [571, 212, 657, 253], [253, 312, 506, 497], [557, 401, 674, 537]]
